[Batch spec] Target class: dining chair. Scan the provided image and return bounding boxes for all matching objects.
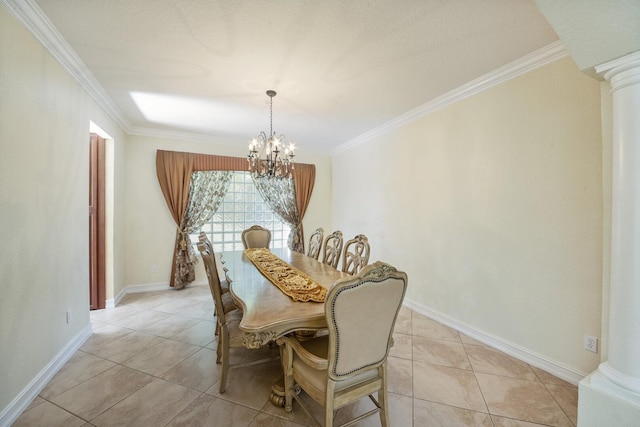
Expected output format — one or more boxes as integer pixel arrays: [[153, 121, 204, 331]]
[[198, 231, 232, 292], [278, 261, 408, 427], [197, 241, 277, 393], [307, 227, 324, 260], [321, 230, 343, 269], [197, 233, 240, 340], [241, 225, 271, 249], [341, 234, 370, 275]]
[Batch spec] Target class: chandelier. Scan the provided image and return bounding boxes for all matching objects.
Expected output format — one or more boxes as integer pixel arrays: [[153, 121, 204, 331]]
[[248, 90, 296, 178]]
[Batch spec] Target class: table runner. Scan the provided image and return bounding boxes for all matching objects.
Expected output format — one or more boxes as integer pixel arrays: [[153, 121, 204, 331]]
[[243, 248, 326, 302]]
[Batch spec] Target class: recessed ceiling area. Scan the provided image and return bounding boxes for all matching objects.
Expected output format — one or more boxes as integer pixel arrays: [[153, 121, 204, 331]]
[[32, 0, 558, 155]]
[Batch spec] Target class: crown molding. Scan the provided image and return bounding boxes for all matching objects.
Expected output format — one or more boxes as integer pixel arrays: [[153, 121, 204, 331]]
[[4, 0, 568, 152], [127, 125, 240, 145], [2, 0, 132, 132], [331, 40, 568, 156]]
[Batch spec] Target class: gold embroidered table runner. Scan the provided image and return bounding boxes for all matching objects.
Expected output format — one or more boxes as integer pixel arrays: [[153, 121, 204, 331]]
[[244, 248, 326, 302]]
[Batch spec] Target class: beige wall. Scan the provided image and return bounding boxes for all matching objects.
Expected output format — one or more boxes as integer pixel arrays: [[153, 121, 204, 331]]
[[332, 57, 603, 376], [122, 136, 332, 292], [0, 7, 127, 413]]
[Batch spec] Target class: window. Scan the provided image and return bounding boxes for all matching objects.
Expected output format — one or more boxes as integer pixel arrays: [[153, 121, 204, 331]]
[[192, 171, 291, 252]]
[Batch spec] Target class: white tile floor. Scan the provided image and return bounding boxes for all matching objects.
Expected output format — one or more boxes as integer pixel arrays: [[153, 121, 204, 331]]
[[13, 284, 578, 426]]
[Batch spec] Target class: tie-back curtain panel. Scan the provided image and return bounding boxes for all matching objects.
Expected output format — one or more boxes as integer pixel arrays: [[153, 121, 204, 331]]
[[156, 150, 195, 225], [156, 151, 195, 287], [252, 175, 302, 252], [156, 150, 316, 287], [174, 171, 232, 289], [291, 164, 315, 253]]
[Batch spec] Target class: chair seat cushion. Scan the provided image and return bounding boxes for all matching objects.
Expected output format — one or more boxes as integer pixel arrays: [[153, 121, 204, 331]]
[[224, 309, 246, 347], [220, 279, 230, 294], [225, 308, 243, 324], [292, 335, 379, 393], [221, 291, 239, 313]]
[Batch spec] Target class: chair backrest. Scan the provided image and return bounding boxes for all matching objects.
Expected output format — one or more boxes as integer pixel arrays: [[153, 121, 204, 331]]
[[199, 231, 233, 284], [199, 231, 213, 253], [322, 230, 343, 269], [325, 261, 407, 381], [196, 241, 227, 325], [242, 225, 271, 249], [341, 234, 370, 275], [307, 227, 324, 260]]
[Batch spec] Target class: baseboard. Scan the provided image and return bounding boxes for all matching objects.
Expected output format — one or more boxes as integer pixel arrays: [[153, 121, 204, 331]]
[[403, 298, 586, 386], [111, 281, 208, 307], [113, 281, 171, 306], [0, 323, 93, 427]]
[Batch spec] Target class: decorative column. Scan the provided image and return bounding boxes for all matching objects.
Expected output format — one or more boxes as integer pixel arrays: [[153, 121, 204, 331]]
[[579, 51, 640, 426]]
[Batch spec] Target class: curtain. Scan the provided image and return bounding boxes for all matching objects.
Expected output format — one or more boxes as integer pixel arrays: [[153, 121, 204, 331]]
[[252, 163, 316, 253], [156, 151, 195, 287], [157, 150, 315, 269], [291, 164, 316, 252], [174, 171, 232, 289], [252, 175, 302, 252]]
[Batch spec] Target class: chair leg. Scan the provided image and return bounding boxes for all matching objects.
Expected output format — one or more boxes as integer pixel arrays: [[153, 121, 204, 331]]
[[325, 381, 336, 427], [219, 327, 229, 393], [378, 364, 389, 427], [215, 326, 222, 364]]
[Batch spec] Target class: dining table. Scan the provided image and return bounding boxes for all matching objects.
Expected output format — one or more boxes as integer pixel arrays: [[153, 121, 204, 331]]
[[221, 247, 350, 349], [221, 247, 350, 407]]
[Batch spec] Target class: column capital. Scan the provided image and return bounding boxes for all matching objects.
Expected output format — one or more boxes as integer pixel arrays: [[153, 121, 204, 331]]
[[595, 51, 640, 92]]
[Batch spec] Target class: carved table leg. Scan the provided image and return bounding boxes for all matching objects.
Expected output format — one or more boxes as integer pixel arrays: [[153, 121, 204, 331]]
[[270, 378, 300, 407]]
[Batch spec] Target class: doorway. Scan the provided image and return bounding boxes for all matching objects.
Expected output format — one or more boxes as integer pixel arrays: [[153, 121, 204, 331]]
[[89, 132, 106, 309]]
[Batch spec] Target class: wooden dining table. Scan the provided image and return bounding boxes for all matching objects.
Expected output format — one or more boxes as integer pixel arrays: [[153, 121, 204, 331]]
[[221, 247, 350, 349]]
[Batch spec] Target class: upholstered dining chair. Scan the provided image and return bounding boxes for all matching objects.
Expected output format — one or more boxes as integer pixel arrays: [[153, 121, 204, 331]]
[[197, 241, 277, 393], [342, 234, 371, 275], [198, 231, 233, 287], [197, 233, 241, 340], [321, 230, 343, 269], [277, 261, 408, 427], [307, 227, 324, 260], [241, 225, 271, 249]]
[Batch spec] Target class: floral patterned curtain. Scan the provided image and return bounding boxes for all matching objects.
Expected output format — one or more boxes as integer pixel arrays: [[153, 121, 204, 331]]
[[251, 176, 304, 252], [174, 171, 232, 289]]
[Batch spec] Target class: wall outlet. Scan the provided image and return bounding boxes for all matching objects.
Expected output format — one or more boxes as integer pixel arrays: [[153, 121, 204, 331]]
[[66, 310, 71, 324], [152, 265, 158, 273], [584, 335, 598, 353]]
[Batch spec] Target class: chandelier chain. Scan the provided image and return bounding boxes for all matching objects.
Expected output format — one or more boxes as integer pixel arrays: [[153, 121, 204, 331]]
[[270, 94, 273, 136]]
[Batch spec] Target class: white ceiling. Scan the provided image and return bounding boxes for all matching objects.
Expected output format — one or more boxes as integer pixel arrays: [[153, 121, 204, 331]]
[[31, 0, 558, 155]]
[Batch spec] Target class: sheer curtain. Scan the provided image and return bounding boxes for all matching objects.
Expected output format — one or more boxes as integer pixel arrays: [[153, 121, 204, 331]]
[[252, 175, 301, 251], [252, 163, 316, 253], [174, 171, 232, 289]]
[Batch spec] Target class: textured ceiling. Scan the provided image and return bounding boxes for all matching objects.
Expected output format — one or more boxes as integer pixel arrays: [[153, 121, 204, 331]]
[[33, 0, 558, 155]]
